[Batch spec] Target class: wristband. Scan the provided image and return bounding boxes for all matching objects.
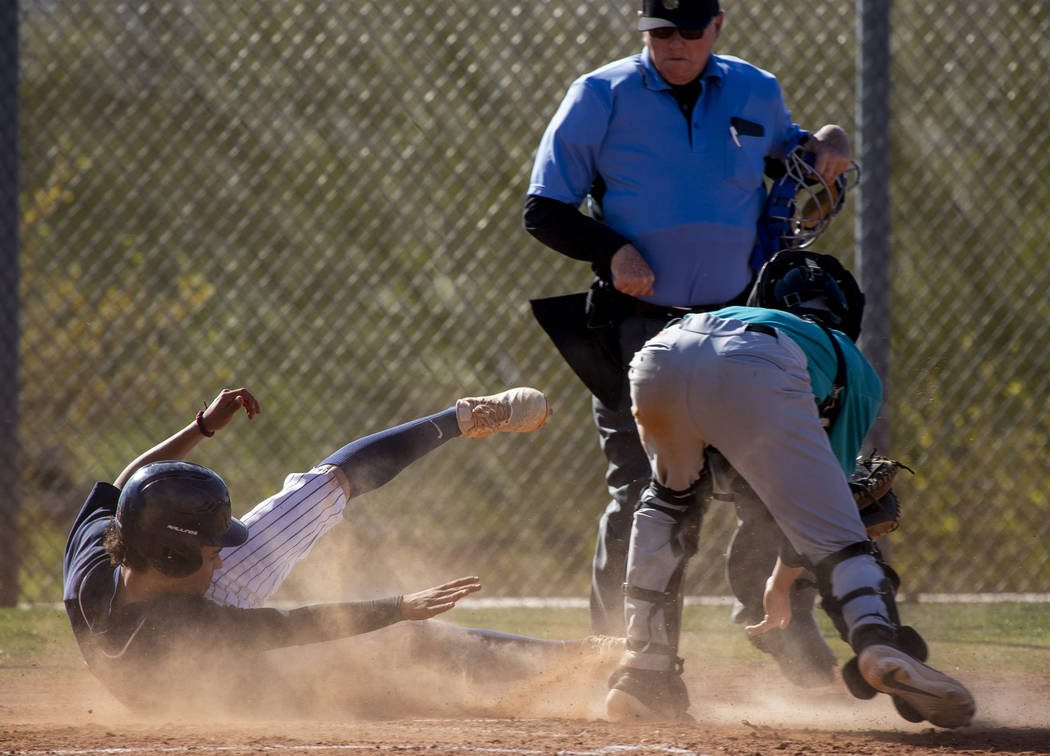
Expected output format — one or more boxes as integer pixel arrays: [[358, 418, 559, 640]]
[[195, 410, 215, 437]]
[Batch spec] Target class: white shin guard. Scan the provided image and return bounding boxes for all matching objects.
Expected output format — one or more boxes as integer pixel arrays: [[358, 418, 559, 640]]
[[828, 553, 896, 648]]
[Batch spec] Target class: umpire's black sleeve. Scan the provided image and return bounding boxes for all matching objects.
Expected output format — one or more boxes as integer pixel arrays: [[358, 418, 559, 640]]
[[523, 194, 629, 267]]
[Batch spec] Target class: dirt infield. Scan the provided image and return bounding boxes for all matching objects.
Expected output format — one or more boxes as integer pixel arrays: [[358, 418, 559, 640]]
[[3, 649, 1049, 756]]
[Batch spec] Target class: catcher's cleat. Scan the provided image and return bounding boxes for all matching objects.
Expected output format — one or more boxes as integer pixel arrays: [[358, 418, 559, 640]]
[[456, 387, 551, 439], [857, 644, 975, 729], [605, 666, 693, 723]]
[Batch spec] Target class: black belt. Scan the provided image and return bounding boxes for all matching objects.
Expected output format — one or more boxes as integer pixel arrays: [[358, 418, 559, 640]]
[[744, 323, 778, 339], [632, 299, 709, 320], [631, 285, 752, 322]]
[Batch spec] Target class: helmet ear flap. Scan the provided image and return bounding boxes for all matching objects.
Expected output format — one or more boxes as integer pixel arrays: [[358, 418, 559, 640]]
[[149, 539, 204, 579]]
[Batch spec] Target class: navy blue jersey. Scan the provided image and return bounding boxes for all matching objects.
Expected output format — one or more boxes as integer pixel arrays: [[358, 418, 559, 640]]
[[63, 483, 403, 711]]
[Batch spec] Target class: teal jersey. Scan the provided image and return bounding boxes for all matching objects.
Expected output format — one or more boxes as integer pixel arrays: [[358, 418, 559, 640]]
[[711, 306, 882, 474]]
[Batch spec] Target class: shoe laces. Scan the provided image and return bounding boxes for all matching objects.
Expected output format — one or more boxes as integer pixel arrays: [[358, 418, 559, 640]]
[[468, 400, 510, 433]]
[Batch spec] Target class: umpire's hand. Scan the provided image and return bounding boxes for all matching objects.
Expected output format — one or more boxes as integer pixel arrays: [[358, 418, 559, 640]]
[[400, 575, 482, 620], [610, 243, 655, 297]]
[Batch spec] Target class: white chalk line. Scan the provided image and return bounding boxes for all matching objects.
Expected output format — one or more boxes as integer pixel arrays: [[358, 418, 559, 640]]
[[2, 744, 704, 756]]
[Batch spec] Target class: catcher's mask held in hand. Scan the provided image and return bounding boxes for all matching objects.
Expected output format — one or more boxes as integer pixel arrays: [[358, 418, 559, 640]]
[[758, 147, 860, 253], [116, 461, 248, 578], [747, 250, 865, 341]]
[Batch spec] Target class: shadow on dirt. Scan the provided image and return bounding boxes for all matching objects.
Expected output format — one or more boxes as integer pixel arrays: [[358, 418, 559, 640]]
[[867, 727, 1050, 754]]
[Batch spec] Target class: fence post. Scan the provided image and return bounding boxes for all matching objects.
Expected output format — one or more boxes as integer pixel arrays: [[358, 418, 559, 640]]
[[856, 0, 892, 454], [0, 0, 20, 607]]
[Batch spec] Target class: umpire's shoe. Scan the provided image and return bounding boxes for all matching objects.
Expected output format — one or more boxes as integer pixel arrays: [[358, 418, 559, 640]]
[[605, 666, 692, 722], [858, 644, 975, 728], [457, 387, 551, 439]]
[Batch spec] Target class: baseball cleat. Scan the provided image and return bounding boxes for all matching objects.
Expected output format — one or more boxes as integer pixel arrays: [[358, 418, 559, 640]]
[[456, 387, 551, 439], [584, 634, 628, 661], [858, 644, 975, 728], [605, 666, 692, 723], [606, 686, 661, 722]]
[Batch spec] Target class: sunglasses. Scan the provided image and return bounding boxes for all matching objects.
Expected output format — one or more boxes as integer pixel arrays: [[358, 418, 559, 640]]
[[648, 25, 708, 41]]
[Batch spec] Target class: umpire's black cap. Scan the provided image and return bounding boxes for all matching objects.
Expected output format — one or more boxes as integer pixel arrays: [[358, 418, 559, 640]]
[[638, 0, 721, 31]]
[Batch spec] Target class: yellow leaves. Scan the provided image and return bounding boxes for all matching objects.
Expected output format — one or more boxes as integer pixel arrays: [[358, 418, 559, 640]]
[[176, 271, 215, 310], [20, 151, 91, 236], [918, 427, 935, 449]]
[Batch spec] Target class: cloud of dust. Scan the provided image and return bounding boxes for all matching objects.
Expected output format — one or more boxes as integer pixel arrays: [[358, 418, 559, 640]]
[[264, 621, 620, 720], [270, 506, 479, 605], [62, 622, 616, 725], [60, 602, 619, 724], [233, 505, 621, 720], [57, 616, 1050, 732]]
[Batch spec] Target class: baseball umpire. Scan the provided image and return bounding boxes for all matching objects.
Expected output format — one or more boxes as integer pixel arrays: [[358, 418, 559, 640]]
[[605, 251, 976, 729], [523, 0, 855, 687], [63, 385, 557, 714]]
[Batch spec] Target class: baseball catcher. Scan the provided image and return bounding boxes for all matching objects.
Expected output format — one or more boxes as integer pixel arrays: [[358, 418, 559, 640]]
[[62, 385, 595, 715], [605, 251, 975, 729]]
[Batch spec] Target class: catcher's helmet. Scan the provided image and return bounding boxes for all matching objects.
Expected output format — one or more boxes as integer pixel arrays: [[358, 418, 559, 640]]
[[747, 250, 865, 341], [115, 461, 248, 578], [758, 148, 860, 252]]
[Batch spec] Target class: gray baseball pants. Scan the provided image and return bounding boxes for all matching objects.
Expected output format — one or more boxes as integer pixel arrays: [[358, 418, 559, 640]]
[[622, 313, 892, 670]]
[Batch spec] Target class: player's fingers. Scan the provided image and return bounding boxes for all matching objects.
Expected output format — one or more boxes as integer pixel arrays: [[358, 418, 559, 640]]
[[745, 614, 787, 636], [615, 280, 654, 298], [241, 394, 261, 419], [405, 592, 471, 620], [441, 575, 482, 591], [224, 388, 260, 418], [745, 619, 772, 636], [432, 587, 478, 606], [422, 601, 457, 618], [815, 154, 848, 185]]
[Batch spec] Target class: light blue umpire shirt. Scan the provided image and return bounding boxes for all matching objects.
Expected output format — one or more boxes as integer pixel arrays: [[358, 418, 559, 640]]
[[713, 306, 883, 474], [528, 47, 807, 307]]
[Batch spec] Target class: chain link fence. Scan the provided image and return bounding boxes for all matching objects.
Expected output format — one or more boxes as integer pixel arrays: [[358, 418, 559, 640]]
[[8, 1, 1050, 605]]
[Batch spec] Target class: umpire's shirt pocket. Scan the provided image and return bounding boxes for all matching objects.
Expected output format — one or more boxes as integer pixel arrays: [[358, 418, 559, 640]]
[[724, 116, 766, 190]]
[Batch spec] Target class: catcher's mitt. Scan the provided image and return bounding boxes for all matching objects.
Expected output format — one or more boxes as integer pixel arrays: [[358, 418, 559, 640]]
[[849, 453, 913, 539]]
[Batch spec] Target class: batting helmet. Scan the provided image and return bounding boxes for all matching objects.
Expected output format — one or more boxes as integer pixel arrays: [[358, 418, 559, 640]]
[[115, 461, 248, 578], [756, 148, 860, 256], [747, 250, 865, 341]]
